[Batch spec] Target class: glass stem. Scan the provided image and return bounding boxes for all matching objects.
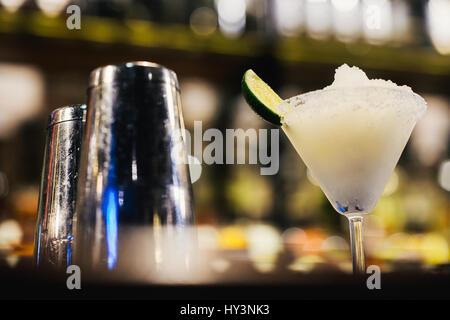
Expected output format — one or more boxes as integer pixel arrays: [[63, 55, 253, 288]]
[[347, 214, 366, 275]]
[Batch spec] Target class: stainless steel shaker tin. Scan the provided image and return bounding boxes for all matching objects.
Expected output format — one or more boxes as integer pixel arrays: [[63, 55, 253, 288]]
[[34, 104, 87, 268], [74, 61, 194, 271]]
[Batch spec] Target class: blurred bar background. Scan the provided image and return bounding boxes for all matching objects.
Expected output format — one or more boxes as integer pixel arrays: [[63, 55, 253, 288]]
[[0, 0, 448, 274]]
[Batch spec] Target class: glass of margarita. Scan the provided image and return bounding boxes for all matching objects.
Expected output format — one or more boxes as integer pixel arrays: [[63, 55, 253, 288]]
[[280, 65, 427, 274]]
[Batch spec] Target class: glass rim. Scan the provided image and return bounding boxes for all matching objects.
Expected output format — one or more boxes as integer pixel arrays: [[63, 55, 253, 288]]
[[285, 85, 424, 103]]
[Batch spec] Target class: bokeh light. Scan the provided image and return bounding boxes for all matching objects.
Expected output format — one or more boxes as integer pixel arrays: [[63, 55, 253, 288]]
[[216, 0, 246, 37], [36, 0, 70, 17], [247, 224, 282, 273], [391, 0, 412, 44], [331, 0, 361, 42], [426, 0, 450, 55], [438, 160, 450, 191], [0, 63, 44, 139], [305, 0, 332, 39], [190, 6, 217, 36], [0, 0, 26, 12], [411, 95, 450, 167], [274, 0, 304, 37], [0, 220, 23, 250], [226, 168, 273, 219], [180, 78, 219, 128]]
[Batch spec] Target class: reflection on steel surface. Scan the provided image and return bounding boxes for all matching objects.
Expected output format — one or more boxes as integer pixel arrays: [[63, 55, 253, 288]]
[[34, 104, 87, 268]]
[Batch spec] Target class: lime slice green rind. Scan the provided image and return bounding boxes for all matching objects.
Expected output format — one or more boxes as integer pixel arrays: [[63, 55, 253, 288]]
[[241, 70, 283, 126]]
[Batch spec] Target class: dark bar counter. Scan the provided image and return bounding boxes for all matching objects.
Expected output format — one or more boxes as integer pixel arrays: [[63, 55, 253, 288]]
[[1, 257, 448, 300]]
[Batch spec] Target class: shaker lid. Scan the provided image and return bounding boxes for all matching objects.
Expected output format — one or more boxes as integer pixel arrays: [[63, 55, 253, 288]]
[[89, 61, 179, 89], [48, 104, 87, 127]]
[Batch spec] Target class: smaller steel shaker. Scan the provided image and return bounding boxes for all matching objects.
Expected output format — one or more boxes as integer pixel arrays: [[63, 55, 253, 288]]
[[34, 104, 87, 268]]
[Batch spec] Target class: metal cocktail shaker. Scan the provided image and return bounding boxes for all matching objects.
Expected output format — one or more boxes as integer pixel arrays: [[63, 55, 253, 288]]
[[34, 104, 87, 268], [74, 62, 194, 271]]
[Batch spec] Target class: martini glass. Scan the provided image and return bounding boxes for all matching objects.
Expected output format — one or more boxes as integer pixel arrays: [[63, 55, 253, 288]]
[[280, 86, 426, 274]]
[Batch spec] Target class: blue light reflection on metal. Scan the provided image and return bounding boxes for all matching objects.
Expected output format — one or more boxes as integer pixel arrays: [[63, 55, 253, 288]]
[[103, 186, 118, 269]]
